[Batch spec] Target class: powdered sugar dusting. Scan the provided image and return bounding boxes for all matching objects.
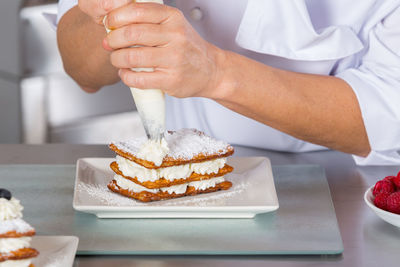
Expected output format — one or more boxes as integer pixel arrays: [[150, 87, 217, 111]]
[[77, 182, 146, 206], [43, 254, 69, 267], [40, 245, 69, 267], [111, 128, 233, 161], [0, 218, 34, 235]]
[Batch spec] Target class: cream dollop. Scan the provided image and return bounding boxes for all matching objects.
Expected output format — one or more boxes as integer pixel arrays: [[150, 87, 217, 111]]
[[136, 138, 169, 166], [0, 198, 23, 221], [0, 237, 31, 253], [160, 183, 188, 195], [114, 174, 225, 195], [0, 259, 32, 267], [117, 156, 226, 182]]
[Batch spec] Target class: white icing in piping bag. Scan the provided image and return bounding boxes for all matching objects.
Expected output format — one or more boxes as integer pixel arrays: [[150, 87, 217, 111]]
[[104, 0, 166, 141]]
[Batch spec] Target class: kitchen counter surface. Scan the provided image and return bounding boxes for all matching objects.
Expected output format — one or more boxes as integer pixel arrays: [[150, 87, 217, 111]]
[[0, 144, 399, 267]]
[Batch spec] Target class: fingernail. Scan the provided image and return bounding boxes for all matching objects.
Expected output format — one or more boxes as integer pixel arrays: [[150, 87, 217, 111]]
[[118, 69, 123, 76], [102, 38, 112, 51], [104, 16, 116, 31], [102, 16, 107, 27]]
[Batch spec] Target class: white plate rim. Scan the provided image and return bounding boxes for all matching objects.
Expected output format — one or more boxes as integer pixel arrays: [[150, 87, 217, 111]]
[[31, 235, 79, 267], [72, 156, 279, 217]]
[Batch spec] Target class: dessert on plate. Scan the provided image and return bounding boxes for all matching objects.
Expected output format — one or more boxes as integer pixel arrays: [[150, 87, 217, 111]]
[[108, 128, 235, 202], [0, 189, 39, 267]]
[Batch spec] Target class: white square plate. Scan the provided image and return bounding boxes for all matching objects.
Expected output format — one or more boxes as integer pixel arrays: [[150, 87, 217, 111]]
[[31, 236, 79, 267], [73, 157, 279, 218]]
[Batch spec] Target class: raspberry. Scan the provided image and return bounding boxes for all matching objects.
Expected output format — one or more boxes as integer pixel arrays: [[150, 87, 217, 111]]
[[387, 192, 400, 214], [393, 172, 400, 189], [374, 193, 390, 210], [384, 176, 396, 183], [373, 180, 395, 196]]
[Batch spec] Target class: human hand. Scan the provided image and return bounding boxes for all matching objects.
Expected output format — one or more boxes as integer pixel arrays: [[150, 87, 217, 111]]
[[78, 0, 131, 25], [104, 2, 226, 99]]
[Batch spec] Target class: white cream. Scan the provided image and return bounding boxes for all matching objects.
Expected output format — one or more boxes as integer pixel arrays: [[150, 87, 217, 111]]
[[191, 159, 226, 175], [127, 0, 166, 143], [117, 156, 226, 182], [0, 259, 32, 267], [0, 198, 23, 221], [115, 175, 158, 194], [131, 87, 166, 142], [136, 138, 169, 167], [114, 175, 225, 195], [188, 177, 226, 191], [0, 237, 31, 254], [0, 219, 34, 236], [160, 183, 188, 195]]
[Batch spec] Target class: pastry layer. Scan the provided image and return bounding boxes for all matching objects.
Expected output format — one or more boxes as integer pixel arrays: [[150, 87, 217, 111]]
[[114, 174, 226, 194], [116, 155, 227, 182], [110, 143, 234, 169], [0, 230, 35, 239], [0, 248, 39, 262], [108, 179, 232, 202], [0, 219, 35, 238], [110, 129, 234, 169], [111, 161, 233, 189]]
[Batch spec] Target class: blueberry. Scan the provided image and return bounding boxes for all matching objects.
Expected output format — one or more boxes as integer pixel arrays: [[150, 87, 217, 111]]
[[0, 189, 12, 200]]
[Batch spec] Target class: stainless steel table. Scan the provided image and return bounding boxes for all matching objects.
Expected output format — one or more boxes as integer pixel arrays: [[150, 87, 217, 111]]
[[0, 144, 399, 267]]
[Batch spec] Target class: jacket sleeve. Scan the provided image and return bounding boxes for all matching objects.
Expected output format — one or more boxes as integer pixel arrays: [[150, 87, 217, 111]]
[[335, 6, 400, 165]]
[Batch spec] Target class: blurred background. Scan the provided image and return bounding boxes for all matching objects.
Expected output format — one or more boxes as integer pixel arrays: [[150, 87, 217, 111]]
[[0, 0, 145, 144]]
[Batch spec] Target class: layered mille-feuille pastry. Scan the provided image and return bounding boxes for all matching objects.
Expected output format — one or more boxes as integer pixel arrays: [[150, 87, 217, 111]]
[[107, 128, 234, 202], [0, 189, 38, 267]]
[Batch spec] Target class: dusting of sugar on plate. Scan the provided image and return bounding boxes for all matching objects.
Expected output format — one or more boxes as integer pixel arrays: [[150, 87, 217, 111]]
[[111, 128, 233, 161], [40, 247, 69, 267], [43, 255, 69, 267], [77, 182, 143, 206]]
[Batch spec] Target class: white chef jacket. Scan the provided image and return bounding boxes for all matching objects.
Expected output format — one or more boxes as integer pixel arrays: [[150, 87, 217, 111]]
[[57, 0, 400, 166]]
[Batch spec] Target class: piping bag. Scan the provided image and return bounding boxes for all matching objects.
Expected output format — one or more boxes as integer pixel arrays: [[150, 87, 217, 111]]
[[104, 0, 165, 142]]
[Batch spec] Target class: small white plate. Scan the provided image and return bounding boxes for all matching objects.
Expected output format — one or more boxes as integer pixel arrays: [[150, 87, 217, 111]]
[[73, 157, 279, 218], [364, 186, 400, 227], [31, 236, 79, 267]]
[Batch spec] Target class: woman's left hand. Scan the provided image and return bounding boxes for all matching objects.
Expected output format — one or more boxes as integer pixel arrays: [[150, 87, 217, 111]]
[[104, 2, 226, 99]]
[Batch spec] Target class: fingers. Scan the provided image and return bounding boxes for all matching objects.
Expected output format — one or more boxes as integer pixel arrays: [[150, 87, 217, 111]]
[[78, 0, 131, 24], [102, 38, 113, 51], [106, 23, 169, 49], [105, 2, 178, 29], [110, 47, 167, 69], [118, 68, 168, 89]]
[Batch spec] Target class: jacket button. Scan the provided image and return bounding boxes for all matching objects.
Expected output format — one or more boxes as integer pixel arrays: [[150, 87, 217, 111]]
[[190, 7, 203, 21]]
